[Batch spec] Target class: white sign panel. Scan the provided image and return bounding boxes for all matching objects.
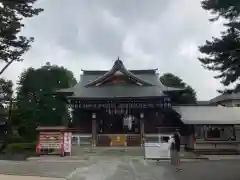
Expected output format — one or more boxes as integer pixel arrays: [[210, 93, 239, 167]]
[[64, 132, 72, 153], [144, 143, 170, 159], [144, 134, 172, 159]]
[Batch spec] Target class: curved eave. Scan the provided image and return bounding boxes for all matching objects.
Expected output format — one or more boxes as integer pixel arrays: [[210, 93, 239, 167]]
[[121, 66, 153, 86], [85, 66, 116, 87], [85, 60, 153, 87]]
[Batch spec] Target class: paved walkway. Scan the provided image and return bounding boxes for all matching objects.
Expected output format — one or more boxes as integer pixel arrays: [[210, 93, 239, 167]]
[[1, 155, 240, 180], [0, 156, 177, 180], [203, 155, 240, 160], [0, 174, 64, 180]]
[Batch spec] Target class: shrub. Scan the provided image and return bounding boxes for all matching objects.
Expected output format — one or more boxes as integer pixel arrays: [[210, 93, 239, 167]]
[[4, 142, 36, 153], [6, 134, 30, 144]]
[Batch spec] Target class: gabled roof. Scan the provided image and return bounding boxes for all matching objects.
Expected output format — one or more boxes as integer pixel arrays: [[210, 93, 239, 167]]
[[85, 59, 152, 87], [56, 58, 185, 99], [173, 106, 240, 124], [209, 92, 240, 104]]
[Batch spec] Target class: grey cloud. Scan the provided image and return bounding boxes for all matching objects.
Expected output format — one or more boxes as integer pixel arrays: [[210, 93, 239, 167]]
[[97, 0, 173, 25], [3, 0, 225, 100]]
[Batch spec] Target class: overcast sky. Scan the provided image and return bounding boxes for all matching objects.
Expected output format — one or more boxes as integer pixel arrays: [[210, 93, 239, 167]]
[[0, 0, 225, 100]]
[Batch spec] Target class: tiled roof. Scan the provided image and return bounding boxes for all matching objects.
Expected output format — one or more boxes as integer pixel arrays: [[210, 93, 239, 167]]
[[173, 106, 240, 124], [56, 60, 184, 99], [209, 92, 240, 104]]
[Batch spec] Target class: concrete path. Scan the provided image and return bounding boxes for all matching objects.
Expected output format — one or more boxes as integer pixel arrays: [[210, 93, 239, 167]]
[[0, 174, 64, 180], [1, 155, 240, 180], [203, 155, 240, 160]]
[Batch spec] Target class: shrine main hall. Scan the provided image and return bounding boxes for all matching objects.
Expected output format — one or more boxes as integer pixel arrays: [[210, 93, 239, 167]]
[[55, 59, 240, 148]]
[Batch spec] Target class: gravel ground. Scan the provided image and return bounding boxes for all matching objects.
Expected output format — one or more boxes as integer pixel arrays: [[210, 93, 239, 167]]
[[0, 157, 239, 180]]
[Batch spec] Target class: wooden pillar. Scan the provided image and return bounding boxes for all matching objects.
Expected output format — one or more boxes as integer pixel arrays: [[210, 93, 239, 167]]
[[140, 112, 144, 147], [92, 113, 96, 147]]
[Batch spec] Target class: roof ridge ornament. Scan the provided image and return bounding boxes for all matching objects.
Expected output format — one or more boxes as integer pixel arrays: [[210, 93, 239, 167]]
[[114, 56, 124, 70]]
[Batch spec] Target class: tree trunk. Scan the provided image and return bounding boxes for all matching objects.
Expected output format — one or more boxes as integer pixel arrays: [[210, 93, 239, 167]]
[[0, 59, 15, 76]]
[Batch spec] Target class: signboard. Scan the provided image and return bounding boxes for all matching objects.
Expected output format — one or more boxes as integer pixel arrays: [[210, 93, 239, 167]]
[[144, 143, 170, 159], [36, 132, 64, 153], [64, 132, 72, 153], [144, 134, 172, 159]]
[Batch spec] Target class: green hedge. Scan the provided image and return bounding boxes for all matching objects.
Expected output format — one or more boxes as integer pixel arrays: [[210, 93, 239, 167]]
[[4, 142, 36, 153], [7, 136, 29, 143]]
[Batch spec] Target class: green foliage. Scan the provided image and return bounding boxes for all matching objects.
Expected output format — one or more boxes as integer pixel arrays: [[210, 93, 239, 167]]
[[160, 73, 197, 104], [15, 63, 77, 140], [4, 142, 36, 153], [0, 78, 13, 122], [0, 78, 13, 100], [0, 0, 43, 75], [201, 0, 240, 21], [199, 0, 240, 93], [199, 29, 240, 90]]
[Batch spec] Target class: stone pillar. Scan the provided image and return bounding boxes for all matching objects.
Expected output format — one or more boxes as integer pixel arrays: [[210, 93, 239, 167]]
[[140, 112, 144, 146], [92, 113, 96, 147]]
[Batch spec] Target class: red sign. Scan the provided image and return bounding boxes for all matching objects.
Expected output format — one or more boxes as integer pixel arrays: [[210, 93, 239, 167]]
[[36, 132, 64, 153]]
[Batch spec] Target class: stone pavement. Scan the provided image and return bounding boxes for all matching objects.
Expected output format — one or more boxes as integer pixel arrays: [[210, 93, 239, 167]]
[[0, 155, 240, 180], [64, 157, 177, 180], [0, 174, 64, 180], [202, 155, 240, 160], [0, 156, 177, 180]]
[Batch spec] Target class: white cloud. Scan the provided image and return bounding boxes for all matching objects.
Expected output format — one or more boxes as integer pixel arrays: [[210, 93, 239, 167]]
[[1, 0, 226, 100]]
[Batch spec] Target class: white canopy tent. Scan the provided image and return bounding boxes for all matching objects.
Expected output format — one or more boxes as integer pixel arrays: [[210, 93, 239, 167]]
[[173, 106, 240, 125]]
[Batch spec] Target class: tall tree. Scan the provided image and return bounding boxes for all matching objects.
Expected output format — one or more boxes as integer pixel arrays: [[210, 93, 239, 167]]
[[160, 73, 197, 104], [0, 0, 43, 75], [199, 0, 240, 93], [15, 63, 76, 140]]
